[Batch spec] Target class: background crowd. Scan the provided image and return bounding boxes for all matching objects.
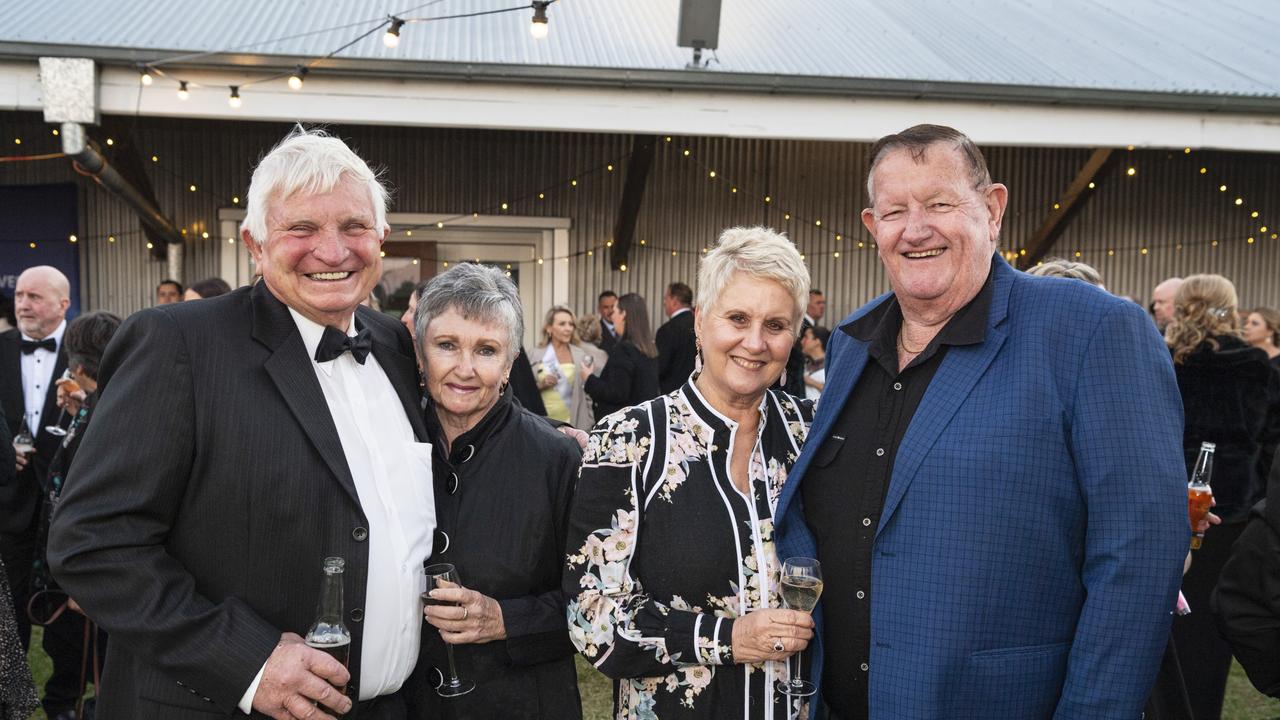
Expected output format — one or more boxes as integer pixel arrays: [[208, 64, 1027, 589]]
[[0, 124, 1277, 720]]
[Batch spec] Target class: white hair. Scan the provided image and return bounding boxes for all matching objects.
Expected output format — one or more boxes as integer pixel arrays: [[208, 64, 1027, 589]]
[[415, 263, 524, 364], [696, 226, 809, 336], [242, 126, 389, 245]]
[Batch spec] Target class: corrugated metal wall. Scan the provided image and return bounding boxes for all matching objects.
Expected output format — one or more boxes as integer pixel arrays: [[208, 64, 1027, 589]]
[[1, 111, 1276, 325]]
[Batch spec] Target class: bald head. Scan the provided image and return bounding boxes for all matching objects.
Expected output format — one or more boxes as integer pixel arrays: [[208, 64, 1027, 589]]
[[1151, 277, 1183, 330], [15, 265, 71, 339]]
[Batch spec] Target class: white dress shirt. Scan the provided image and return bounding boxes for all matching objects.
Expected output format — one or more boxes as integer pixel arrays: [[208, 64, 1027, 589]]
[[20, 319, 66, 432], [240, 311, 435, 711]]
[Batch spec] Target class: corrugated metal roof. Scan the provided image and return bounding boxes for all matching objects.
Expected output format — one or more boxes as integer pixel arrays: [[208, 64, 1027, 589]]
[[2, 0, 1278, 99]]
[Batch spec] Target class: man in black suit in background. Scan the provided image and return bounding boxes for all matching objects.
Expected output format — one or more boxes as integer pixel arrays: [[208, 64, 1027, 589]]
[[50, 128, 434, 720], [655, 282, 697, 394], [1, 265, 85, 719], [597, 290, 619, 351]]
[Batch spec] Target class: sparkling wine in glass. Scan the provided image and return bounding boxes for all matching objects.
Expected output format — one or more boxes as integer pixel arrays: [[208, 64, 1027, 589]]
[[13, 414, 35, 458], [423, 562, 475, 698], [777, 557, 823, 698], [45, 370, 78, 437]]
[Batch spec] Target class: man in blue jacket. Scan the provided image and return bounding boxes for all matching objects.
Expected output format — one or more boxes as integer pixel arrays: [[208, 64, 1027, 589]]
[[774, 124, 1187, 719]]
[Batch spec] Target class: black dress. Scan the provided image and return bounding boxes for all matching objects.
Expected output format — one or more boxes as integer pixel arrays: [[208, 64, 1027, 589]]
[[408, 390, 583, 719], [582, 339, 659, 420], [1170, 336, 1280, 718], [564, 381, 814, 719]]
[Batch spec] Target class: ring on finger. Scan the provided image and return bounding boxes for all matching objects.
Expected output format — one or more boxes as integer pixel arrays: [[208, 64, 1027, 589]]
[[772, 637, 785, 653], [462, 605, 470, 621]]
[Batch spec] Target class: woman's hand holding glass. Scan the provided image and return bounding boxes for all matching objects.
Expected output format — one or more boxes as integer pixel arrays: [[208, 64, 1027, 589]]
[[729, 608, 813, 664], [56, 374, 87, 417], [424, 584, 507, 645]]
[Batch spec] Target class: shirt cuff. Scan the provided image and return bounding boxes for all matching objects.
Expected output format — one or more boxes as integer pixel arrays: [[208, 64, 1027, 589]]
[[238, 663, 267, 714], [693, 614, 735, 665]]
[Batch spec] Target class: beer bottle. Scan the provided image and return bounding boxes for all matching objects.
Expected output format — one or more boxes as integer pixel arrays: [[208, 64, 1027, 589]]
[[1187, 442, 1215, 550], [305, 557, 352, 692]]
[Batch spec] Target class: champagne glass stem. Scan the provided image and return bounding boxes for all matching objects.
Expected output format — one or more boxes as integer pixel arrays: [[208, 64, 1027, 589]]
[[445, 644, 462, 685], [793, 646, 804, 688]]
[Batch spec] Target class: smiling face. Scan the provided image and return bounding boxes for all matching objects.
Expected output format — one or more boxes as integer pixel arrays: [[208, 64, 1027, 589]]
[[862, 144, 1006, 321], [422, 307, 513, 432], [695, 273, 796, 410], [243, 174, 386, 330], [546, 310, 576, 346], [1244, 312, 1274, 347]]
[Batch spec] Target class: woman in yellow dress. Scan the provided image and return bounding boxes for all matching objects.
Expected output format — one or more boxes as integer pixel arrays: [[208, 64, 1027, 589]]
[[531, 305, 596, 430]]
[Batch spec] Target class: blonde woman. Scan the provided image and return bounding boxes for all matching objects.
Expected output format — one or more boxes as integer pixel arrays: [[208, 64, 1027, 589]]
[[530, 305, 595, 430], [1166, 274, 1280, 718], [565, 227, 815, 719]]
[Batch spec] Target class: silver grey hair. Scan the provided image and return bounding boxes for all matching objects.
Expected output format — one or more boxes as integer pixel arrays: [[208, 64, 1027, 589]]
[[696, 226, 810, 336], [414, 263, 524, 363], [1026, 258, 1104, 287], [242, 125, 389, 245]]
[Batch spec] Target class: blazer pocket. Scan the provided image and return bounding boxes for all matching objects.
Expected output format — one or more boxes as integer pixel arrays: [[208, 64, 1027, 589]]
[[959, 641, 1070, 719], [811, 434, 845, 468]]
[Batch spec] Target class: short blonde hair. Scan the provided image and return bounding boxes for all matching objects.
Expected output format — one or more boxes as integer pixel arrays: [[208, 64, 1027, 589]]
[[696, 226, 809, 336], [1166, 274, 1241, 364]]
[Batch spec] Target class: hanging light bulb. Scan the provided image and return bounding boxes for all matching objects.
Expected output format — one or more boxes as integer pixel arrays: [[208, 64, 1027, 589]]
[[139, 67, 153, 86], [288, 66, 308, 90], [177, 81, 190, 100], [530, 1, 550, 39], [384, 17, 405, 48], [228, 86, 242, 108]]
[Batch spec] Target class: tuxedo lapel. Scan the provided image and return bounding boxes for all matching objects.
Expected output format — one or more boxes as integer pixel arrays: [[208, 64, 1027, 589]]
[[360, 308, 427, 443], [876, 260, 1014, 537], [251, 283, 362, 507]]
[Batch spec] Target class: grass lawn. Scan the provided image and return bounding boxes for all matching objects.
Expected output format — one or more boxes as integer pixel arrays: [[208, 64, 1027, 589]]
[[23, 631, 1280, 719]]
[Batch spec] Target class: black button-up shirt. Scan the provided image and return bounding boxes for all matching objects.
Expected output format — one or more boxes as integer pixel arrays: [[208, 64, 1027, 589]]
[[802, 269, 993, 719]]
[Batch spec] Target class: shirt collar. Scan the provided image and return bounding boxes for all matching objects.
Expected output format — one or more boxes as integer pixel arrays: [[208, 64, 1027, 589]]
[[804, 314, 816, 327], [288, 308, 357, 376], [22, 318, 67, 347], [844, 255, 996, 362], [671, 307, 692, 319]]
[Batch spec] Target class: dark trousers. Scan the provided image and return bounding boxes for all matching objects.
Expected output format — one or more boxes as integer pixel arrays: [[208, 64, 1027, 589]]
[[1173, 521, 1247, 720], [350, 690, 407, 720]]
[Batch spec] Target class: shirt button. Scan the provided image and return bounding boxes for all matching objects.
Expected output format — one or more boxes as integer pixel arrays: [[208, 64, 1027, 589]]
[[862, 517, 872, 527], [350, 607, 364, 623], [875, 448, 885, 457], [861, 662, 869, 672], [447, 472, 460, 495], [352, 527, 368, 542], [856, 590, 865, 599], [893, 382, 903, 391]]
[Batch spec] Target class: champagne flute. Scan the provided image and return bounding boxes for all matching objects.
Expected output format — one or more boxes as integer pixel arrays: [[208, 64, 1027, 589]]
[[422, 563, 476, 698], [777, 557, 823, 698], [45, 370, 79, 437]]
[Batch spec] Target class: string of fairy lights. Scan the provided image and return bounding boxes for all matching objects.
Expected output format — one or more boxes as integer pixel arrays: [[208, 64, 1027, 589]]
[[130, 1, 559, 108], [1, 129, 1273, 266]]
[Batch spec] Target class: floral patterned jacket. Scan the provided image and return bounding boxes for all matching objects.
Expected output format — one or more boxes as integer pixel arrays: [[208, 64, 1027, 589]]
[[564, 380, 813, 719]]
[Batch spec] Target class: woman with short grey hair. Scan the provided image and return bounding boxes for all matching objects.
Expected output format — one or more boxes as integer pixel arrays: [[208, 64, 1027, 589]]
[[409, 263, 583, 719], [565, 226, 819, 719]]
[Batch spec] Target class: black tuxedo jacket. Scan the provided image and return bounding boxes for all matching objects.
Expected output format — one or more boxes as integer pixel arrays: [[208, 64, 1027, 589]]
[[655, 310, 696, 394], [0, 327, 68, 537], [49, 283, 428, 719]]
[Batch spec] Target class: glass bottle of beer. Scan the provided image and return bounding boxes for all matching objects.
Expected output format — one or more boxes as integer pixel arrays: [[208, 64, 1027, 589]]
[[1187, 442, 1216, 550], [305, 557, 352, 690]]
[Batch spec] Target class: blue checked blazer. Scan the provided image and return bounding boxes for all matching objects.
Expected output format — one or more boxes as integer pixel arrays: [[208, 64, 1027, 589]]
[[775, 256, 1188, 719]]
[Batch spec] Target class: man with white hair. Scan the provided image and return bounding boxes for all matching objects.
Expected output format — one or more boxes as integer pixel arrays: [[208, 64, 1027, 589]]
[[1, 265, 81, 719], [50, 128, 434, 719]]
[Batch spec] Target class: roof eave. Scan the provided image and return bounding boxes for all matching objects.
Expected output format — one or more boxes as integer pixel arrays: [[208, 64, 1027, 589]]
[[3, 41, 1277, 115]]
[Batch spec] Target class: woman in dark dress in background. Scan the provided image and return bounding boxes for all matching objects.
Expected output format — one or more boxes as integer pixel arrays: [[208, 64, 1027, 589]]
[[1166, 275, 1280, 719], [580, 293, 659, 420]]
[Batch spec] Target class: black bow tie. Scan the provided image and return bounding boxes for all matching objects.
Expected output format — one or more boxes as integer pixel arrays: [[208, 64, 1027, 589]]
[[314, 325, 372, 365], [20, 338, 56, 355]]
